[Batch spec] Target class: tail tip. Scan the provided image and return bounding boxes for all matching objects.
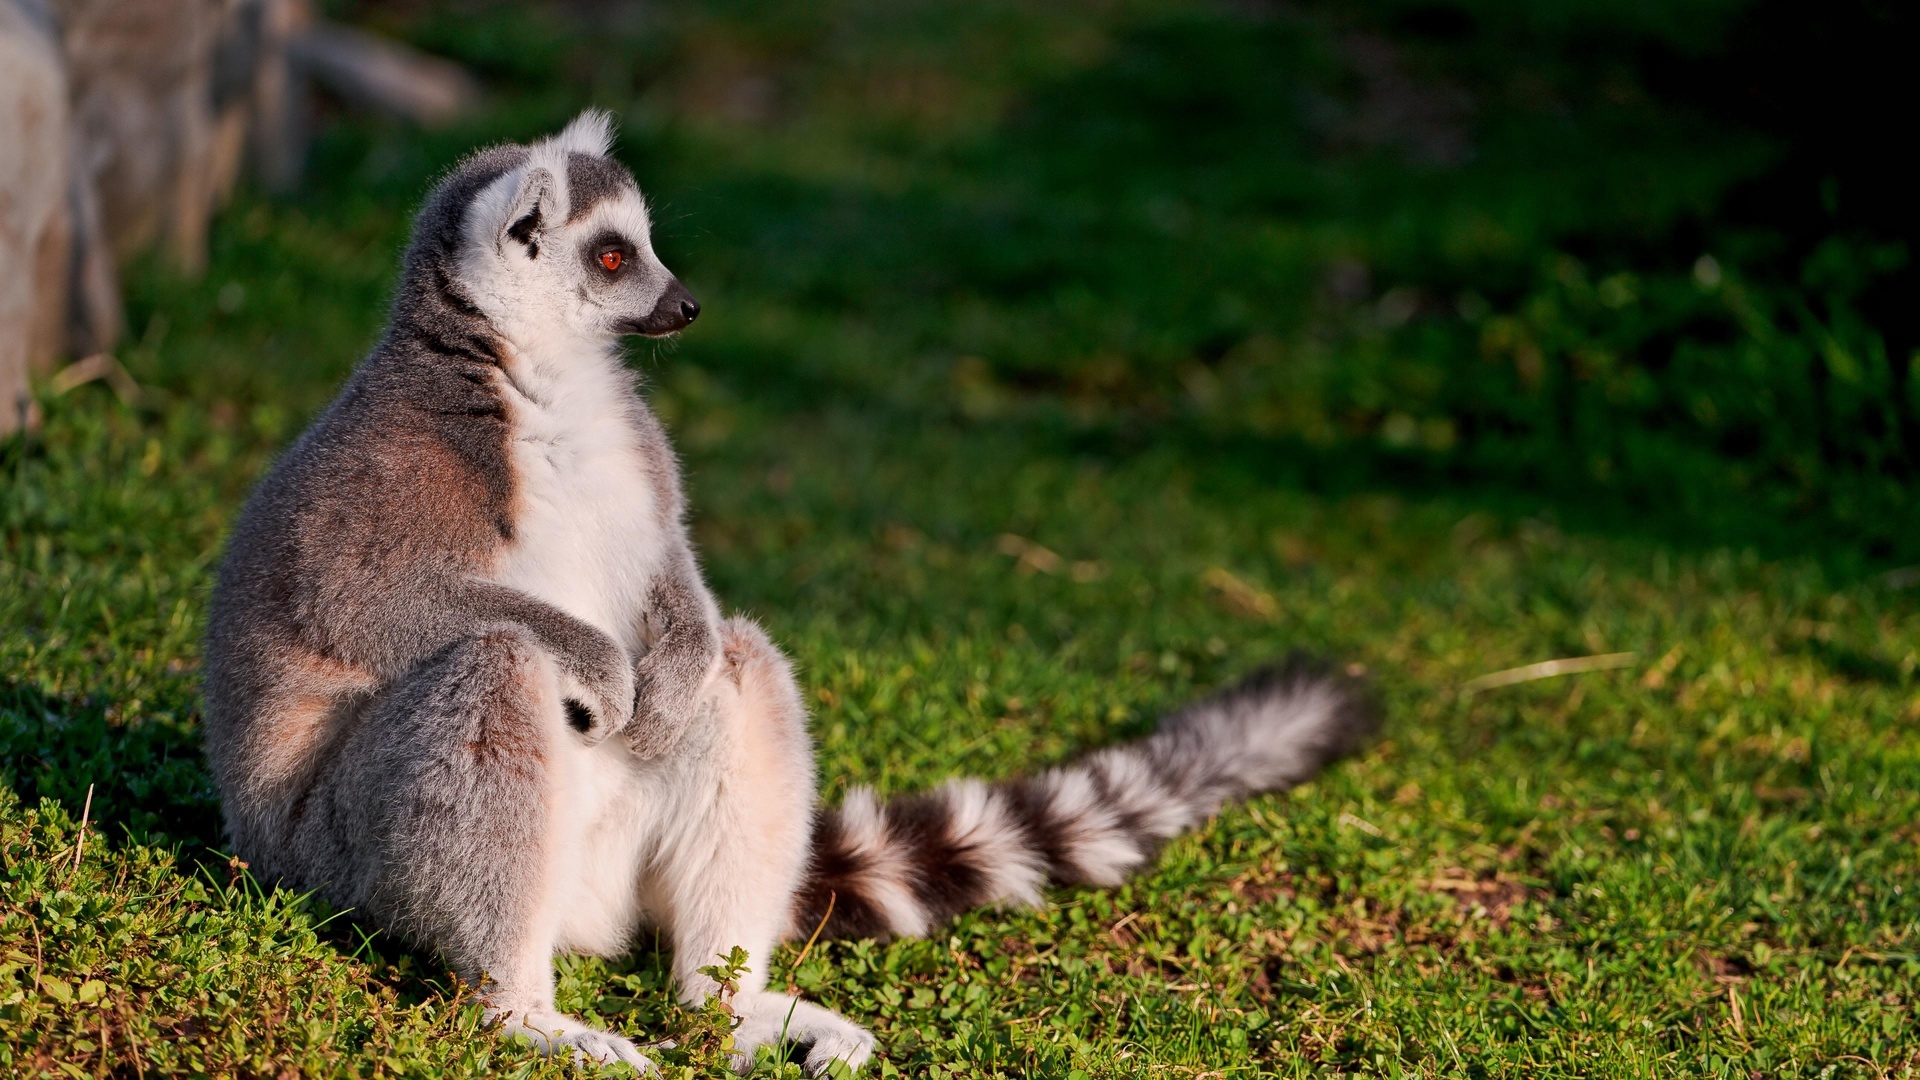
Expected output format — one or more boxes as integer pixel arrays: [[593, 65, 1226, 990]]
[[1269, 650, 1384, 757], [1173, 651, 1384, 766]]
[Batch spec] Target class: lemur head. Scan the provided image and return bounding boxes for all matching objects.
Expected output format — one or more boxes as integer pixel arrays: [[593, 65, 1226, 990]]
[[457, 111, 698, 344]]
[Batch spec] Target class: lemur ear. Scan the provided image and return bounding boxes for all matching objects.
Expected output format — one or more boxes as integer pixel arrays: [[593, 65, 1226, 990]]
[[498, 166, 557, 258]]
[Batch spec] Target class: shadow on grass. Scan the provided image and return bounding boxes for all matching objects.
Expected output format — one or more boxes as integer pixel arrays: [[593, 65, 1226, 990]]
[[1785, 636, 1915, 688], [695, 330, 1920, 579], [103, 1, 1915, 578], [0, 678, 501, 1018], [0, 679, 220, 851]]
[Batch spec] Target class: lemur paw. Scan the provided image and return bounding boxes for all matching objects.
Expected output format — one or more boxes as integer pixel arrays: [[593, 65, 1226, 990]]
[[622, 682, 698, 758], [560, 642, 638, 747], [727, 992, 876, 1076], [497, 1008, 655, 1073], [623, 629, 722, 759]]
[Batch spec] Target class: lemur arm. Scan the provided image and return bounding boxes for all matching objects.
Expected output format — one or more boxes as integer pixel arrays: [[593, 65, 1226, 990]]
[[625, 544, 723, 759], [457, 580, 637, 734], [293, 569, 638, 744]]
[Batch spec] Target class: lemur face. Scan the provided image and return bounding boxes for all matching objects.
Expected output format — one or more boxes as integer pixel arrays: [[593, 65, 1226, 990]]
[[462, 112, 699, 344]]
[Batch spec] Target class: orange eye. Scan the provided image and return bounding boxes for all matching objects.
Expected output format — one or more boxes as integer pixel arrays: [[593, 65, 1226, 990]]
[[599, 250, 623, 272]]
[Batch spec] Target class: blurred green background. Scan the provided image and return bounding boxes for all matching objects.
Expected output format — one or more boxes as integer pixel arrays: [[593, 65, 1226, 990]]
[[145, 0, 1918, 561]]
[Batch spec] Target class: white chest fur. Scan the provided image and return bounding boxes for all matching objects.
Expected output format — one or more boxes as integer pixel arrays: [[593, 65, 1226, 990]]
[[491, 350, 665, 656]]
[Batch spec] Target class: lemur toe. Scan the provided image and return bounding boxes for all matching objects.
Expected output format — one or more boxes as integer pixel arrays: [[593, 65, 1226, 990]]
[[564, 1030, 654, 1074], [726, 993, 875, 1075], [803, 1029, 876, 1076], [569, 1029, 654, 1074], [498, 1008, 654, 1073]]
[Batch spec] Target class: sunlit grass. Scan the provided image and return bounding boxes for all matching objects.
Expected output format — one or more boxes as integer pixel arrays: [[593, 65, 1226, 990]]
[[3, 0, 1915, 1075]]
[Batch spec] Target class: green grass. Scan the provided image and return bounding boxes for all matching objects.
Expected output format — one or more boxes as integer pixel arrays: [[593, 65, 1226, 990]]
[[4, 0, 1917, 1075]]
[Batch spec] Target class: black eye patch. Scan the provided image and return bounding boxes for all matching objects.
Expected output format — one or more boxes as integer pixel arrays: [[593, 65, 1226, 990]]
[[581, 229, 636, 277]]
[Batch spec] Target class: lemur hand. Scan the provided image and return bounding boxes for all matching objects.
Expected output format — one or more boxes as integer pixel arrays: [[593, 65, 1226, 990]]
[[556, 628, 637, 747], [624, 615, 721, 759]]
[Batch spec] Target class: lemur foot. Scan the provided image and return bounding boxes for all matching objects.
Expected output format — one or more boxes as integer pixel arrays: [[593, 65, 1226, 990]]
[[728, 991, 876, 1076], [495, 1007, 655, 1073]]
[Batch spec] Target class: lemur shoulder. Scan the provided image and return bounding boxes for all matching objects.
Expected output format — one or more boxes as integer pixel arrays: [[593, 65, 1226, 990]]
[[201, 112, 1379, 1074]]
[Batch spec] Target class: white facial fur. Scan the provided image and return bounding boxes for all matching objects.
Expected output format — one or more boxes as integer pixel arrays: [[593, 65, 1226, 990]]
[[457, 111, 681, 353]]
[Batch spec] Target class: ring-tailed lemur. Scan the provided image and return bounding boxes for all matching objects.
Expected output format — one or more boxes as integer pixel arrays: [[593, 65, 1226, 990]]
[[201, 112, 1379, 1075]]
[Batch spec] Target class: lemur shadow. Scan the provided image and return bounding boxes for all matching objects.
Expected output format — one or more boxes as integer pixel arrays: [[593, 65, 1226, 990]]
[[0, 680, 455, 1002], [0, 677, 766, 1037], [0, 677, 221, 849], [0, 679, 526, 1025], [305, 909, 692, 1042]]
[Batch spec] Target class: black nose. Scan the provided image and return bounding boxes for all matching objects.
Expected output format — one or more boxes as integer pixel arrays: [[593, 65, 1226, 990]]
[[630, 279, 701, 336]]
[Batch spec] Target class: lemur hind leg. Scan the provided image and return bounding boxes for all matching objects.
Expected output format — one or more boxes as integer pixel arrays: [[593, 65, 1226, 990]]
[[303, 626, 653, 1071], [646, 617, 875, 1076]]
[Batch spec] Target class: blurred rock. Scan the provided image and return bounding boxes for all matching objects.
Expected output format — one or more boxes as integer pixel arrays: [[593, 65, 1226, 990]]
[[293, 22, 480, 128], [56, 0, 227, 273], [247, 0, 310, 192], [0, 0, 475, 437], [0, 0, 68, 437]]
